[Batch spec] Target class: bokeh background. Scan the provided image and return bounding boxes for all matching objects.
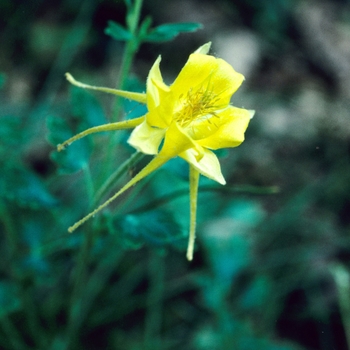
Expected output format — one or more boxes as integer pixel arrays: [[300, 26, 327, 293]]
[[1, 0, 350, 349]]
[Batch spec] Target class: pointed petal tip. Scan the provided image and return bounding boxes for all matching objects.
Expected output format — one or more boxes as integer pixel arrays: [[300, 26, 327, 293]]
[[215, 170, 226, 185], [248, 110, 255, 119], [209, 167, 226, 186], [194, 42, 212, 55]]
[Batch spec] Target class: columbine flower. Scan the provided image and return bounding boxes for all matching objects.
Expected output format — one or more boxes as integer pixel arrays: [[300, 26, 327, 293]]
[[58, 42, 254, 260]]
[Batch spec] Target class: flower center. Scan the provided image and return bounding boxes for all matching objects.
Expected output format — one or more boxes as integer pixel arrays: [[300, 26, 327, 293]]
[[174, 85, 221, 128]]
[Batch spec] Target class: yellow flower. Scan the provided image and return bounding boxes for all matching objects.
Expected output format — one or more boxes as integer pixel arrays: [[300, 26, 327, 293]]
[[58, 42, 254, 260]]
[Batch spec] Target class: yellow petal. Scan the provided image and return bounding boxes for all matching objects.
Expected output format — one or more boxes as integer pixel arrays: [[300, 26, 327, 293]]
[[160, 121, 198, 159], [146, 98, 174, 129], [65, 73, 147, 104], [146, 56, 170, 109], [179, 147, 226, 185], [127, 120, 166, 155], [197, 107, 254, 150], [170, 54, 244, 107], [146, 57, 173, 129]]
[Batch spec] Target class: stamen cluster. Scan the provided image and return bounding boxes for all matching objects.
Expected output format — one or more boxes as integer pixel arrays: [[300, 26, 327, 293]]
[[174, 85, 220, 128]]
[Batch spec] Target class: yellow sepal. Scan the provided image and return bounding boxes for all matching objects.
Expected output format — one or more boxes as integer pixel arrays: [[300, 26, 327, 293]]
[[57, 117, 145, 151]]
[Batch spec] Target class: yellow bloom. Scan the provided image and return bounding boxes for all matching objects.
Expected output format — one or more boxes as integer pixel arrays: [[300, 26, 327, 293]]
[[58, 42, 254, 260]]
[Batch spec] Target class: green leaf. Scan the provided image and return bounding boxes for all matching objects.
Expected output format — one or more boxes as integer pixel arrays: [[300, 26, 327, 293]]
[[144, 22, 203, 43], [123, 0, 132, 9], [0, 73, 6, 89], [240, 275, 272, 310], [50, 141, 91, 174], [224, 199, 265, 227], [111, 211, 185, 250], [123, 76, 148, 120], [105, 20, 132, 41], [0, 164, 56, 208], [70, 86, 107, 128], [0, 281, 21, 317], [46, 115, 73, 146], [125, 1, 137, 31], [156, 22, 203, 33], [138, 16, 152, 40], [47, 115, 92, 174], [47, 86, 105, 173], [201, 200, 265, 282], [0, 115, 23, 154]]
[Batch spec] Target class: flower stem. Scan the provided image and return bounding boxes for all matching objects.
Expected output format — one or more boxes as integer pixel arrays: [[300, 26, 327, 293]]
[[69, 151, 169, 233], [0, 202, 31, 350], [0, 202, 47, 348], [0, 201, 18, 260], [0, 316, 30, 350], [65, 224, 95, 349], [144, 250, 164, 350], [83, 163, 94, 203], [331, 264, 350, 348], [112, 0, 144, 122], [104, 0, 145, 184], [94, 151, 144, 206], [187, 166, 200, 261], [64, 153, 145, 346]]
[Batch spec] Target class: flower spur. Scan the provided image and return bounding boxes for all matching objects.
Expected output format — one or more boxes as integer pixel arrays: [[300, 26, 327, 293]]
[[58, 42, 254, 260]]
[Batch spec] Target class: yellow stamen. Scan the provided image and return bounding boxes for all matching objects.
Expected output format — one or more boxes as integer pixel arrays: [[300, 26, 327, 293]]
[[174, 84, 222, 128]]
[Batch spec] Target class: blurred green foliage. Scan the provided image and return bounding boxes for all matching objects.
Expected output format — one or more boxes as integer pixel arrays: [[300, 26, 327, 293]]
[[235, 0, 294, 44]]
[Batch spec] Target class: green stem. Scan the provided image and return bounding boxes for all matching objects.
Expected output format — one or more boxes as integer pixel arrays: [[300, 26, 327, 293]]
[[21, 287, 48, 348], [0, 201, 18, 260], [36, 155, 145, 259], [112, 0, 144, 121], [94, 151, 144, 206], [105, 0, 145, 183], [63, 2, 145, 347], [129, 0, 144, 34], [129, 184, 279, 215], [64, 153, 144, 347], [0, 316, 30, 350], [28, 0, 95, 140], [75, 244, 124, 324], [83, 163, 95, 203], [331, 264, 350, 348], [65, 225, 94, 349], [0, 202, 46, 348], [144, 250, 164, 350]]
